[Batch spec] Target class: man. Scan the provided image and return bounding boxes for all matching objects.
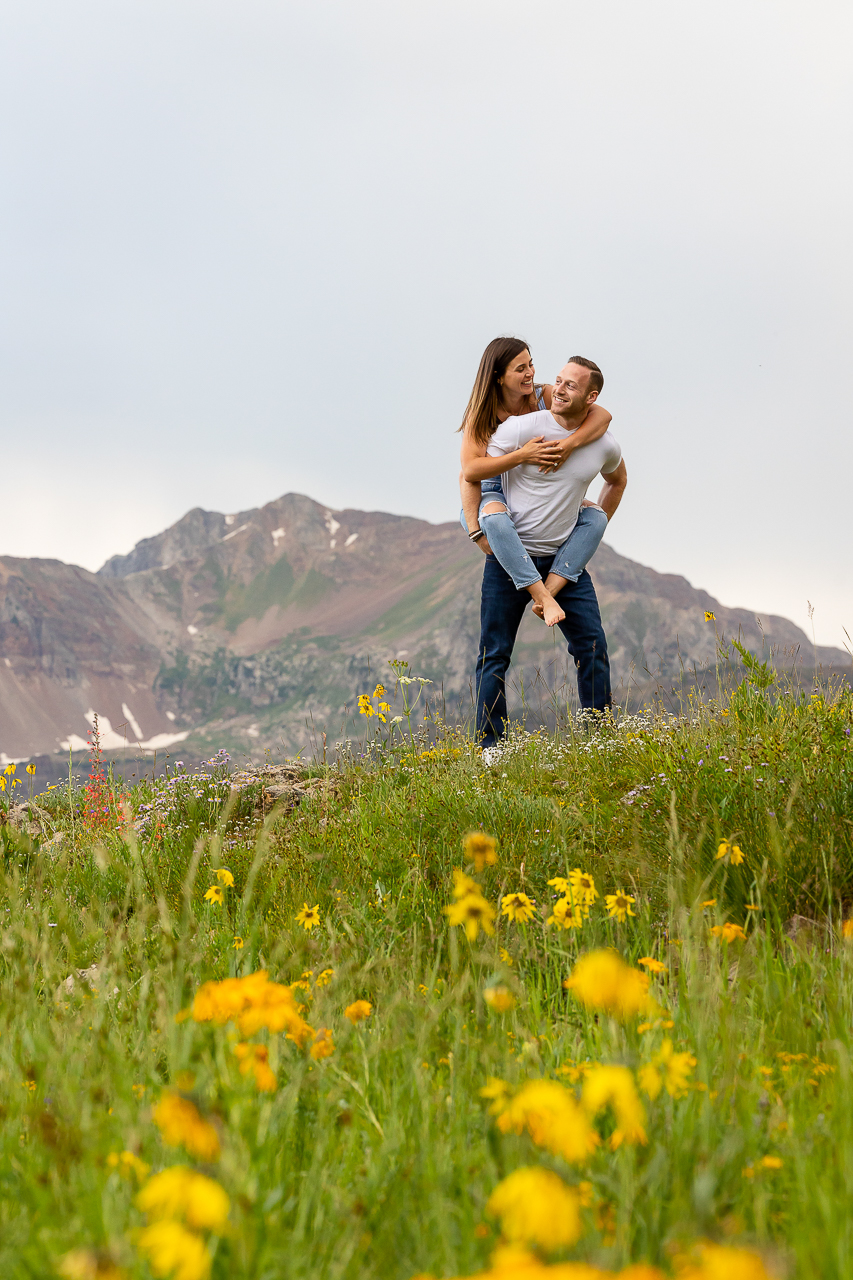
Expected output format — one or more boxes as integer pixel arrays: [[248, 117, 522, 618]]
[[475, 356, 627, 751]]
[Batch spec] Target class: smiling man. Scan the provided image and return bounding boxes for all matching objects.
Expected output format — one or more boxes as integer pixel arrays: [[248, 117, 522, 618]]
[[475, 356, 627, 754]]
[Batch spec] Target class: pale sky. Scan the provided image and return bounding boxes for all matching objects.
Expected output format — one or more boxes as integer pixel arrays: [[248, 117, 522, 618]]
[[1, 0, 851, 648]]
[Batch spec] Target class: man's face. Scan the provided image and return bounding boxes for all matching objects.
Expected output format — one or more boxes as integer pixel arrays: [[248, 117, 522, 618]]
[[551, 363, 597, 417]]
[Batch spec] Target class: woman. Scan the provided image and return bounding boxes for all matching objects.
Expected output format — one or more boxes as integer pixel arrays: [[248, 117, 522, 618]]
[[459, 336, 611, 626]]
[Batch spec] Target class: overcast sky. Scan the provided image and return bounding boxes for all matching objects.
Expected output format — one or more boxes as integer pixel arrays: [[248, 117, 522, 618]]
[[1, 0, 851, 648]]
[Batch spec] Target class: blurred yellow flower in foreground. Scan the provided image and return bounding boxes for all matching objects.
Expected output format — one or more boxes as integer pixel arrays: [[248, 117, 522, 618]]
[[107, 1149, 150, 1180], [234, 1042, 277, 1092], [57, 1249, 124, 1280], [463, 831, 498, 871], [638, 1038, 697, 1100], [192, 971, 312, 1045], [582, 1064, 647, 1148], [675, 1240, 774, 1279], [483, 986, 515, 1013], [212, 868, 234, 887], [203, 886, 223, 906], [842, 919, 853, 939], [497, 1079, 598, 1163], [452, 868, 481, 899], [500, 892, 536, 924], [296, 904, 320, 930], [487, 1167, 583, 1250], [345, 1000, 373, 1024], [152, 1094, 221, 1163], [445, 891, 496, 942], [565, 950, 655, 1021], [137, 1220, 211, 1280], [310, 1027, 335, 1060], [711, 923, 747, 943], [137, 1166, 230, 1232]]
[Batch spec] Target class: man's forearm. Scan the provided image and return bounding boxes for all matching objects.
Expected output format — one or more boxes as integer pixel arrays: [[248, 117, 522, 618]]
[[596, 480, 626, 521]]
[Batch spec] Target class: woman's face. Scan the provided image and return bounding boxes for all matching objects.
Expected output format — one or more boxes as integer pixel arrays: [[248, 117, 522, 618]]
[[498, 349, 535, 401]]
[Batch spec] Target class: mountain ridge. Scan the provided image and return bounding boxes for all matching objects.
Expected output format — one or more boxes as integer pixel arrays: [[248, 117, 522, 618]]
[[1, 491, 847, 762]]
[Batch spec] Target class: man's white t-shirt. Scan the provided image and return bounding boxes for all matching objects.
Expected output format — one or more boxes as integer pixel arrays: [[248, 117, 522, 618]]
[[486, 409, 622, 555]]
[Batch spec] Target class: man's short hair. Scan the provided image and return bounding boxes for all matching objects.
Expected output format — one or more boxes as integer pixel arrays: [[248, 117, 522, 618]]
[[567, 356, 603, 395]]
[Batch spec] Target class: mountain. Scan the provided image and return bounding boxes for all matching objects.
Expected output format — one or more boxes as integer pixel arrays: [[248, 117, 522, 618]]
[[0, 492, 848, 763]]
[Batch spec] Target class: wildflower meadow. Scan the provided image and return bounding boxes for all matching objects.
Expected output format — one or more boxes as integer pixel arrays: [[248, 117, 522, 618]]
[[1, 657, 853, 1279]]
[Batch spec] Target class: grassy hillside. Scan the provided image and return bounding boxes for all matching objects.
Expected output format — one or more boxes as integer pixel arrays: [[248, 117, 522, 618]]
[[1, 662, 852, 1279]]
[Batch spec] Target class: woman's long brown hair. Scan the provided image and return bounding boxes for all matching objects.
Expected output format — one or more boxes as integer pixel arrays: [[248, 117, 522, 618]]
[[459, 336, 531, 449]]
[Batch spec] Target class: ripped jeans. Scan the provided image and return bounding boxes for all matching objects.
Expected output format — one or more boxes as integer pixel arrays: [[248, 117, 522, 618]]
[[460, 479, 608, 590]]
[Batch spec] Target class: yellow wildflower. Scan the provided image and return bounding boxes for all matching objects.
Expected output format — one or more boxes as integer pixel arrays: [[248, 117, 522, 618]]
[[499, 947, 514, 966], [582, 1064, 647, 1147], [716, 840, 746, 866], [357, 694, 374, 717], [569, 868, 598, 906], [316, 968, 335, 987], [310, 1027, 335, 1060], [345, 1000, 373, 1024], [605, 888, 636, 922], [704, 611, 716, 621], [479, 1077, 512, 1115], [152, 1094, 220, 1162], [372, 684, 386, 698], [548, 897, 584, 929], [26, 763, 36, 775], [234, 1042, 277, 1092], [564, 949, 655, 1020], [296, 903, 320, 931], [3, 763, 15, 775], [137, 1220, 211, 1280], [711, 922, 747, 943], [547, 876, 570, 895], [212, 868, 234, 887], [57, 1251, 124, 1280], [500, 892, 536, 924], [463, 831, 498, 871], [486, 1167, 583, 1250], [192, 971, 312, 1044], [638, 957, 666, 973], [676, 1241, 773, 1279], [843, 919, 853, 939], [232, 936, 244, 950], [203, 885, 223, 906], [444, 891, 496, 942], [452, 867, 481, 899], [107, 1150, 150, 1180], [639, 1038, 697, 1100], [137, 1166, 230, 1232], [702, 899, 717, 908], [497, 1079, 599, 1163], [483, 986, 516, 1013]]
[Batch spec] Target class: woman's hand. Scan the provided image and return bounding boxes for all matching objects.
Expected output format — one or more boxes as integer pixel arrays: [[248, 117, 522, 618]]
[[518, 435, 563, 467]]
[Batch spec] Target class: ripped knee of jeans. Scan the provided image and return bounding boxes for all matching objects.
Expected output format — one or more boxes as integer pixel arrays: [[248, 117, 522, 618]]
[[481, 502, 508, 518]]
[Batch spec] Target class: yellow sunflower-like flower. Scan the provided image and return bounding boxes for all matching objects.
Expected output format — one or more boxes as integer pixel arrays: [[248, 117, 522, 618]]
[[344, 1000, 372, 1024], [548, 897, 584, 930], [137, 1166, 230, 1232], [444, 891, 496, 942], [604, 888, 636, 922], [704, 611, 716, 622], [676, 1240, 773, 1279], [151, 1094, 221, 1163], [483, 985, 516, 1013], [582, 1064, 647, 1148], [232, 936, 244, 951], [203, 885, 223, 906], [357, 694, 374, 717], [716, 840, 745, 866], [137, 1220, 211, 1280], [638, 957, 666, 973], [372, 683, 386, 698], [499, 947, 514, 966], [479, 1076, 512, 1115], [463, 831, 498, 872], [451, 867, 481, 899], [26, 762, 36, 776], [316, 968, 335, 987], [486, 1167, 583, 1251], [564, 949, 655, 1021], [711, 921, 747, 943], [213, 868, 234, 887], [547, 876, 571, 895], [638, 1037, 697, 1100], [569, 868, 599, 907], [191, 971, 313, 1045], [500, 892, 536, 924], [296, 903, 320, 931]]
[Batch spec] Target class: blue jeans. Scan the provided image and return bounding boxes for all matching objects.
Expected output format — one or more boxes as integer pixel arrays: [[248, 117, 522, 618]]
[[475, 555, 611, 747], [460, 481, 608, 590]]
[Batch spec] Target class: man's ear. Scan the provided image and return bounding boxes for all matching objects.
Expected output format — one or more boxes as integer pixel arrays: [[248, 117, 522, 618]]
[[586, 389, 599, 405]]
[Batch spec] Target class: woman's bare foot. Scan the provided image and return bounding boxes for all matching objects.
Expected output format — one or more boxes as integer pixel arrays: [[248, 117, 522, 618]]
[[528, 583, 565, 627]]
